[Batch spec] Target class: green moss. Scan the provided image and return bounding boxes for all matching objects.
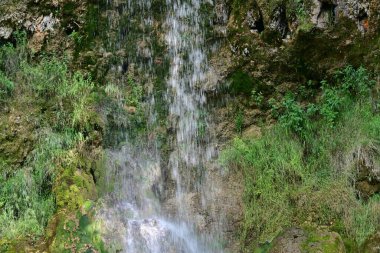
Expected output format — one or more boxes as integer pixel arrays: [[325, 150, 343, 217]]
[[302, 230, 344, 253], [50, 211, 107, 253], [227, 70, 255, 95], [54, 166, 97, 211]]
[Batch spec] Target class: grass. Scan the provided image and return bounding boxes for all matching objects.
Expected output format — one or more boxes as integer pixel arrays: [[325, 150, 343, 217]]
[[0, 33, 107, 245], [220, 66, 380, 251], [0, 131, 78, 240]]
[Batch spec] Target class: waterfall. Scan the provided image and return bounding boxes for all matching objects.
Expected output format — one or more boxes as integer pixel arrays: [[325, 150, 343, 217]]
[[97, 0, 222, 252]]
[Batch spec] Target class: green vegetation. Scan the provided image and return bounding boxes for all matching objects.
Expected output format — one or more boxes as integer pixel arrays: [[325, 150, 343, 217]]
[[221, 66, 380, 251], [0, 34, 108, 250]]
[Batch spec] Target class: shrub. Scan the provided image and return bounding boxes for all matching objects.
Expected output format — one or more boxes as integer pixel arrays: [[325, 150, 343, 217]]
[[277, 93, 310, 135], [235, 110, 244, 134], [336, 65, 375, 98], [0, 31, 27, 75], [319, 82, 346, 127]]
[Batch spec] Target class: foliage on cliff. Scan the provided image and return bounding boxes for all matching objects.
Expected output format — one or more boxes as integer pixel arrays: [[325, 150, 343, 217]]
[[221, 66, 380, 252], [0, 32, 110, 252]]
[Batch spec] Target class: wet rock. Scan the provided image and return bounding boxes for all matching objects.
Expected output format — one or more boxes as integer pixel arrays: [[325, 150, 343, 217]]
[[29, 31, 46, 52], [352, 145, 380, 199], [242, 124, 261, 138], [361, 231, 380, 253], [243, 47, 250, 56], [125, 106, 137, 114], [268, 227, 346, 253], [214, 0, 230, 25]]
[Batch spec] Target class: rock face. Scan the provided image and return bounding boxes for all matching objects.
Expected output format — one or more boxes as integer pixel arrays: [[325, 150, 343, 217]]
[[310, 0, 372, 31], [0, 0, 88, 54], [361, 231, 380, 253], [352, 145, 380, 199], [268, 227, 346, 253]]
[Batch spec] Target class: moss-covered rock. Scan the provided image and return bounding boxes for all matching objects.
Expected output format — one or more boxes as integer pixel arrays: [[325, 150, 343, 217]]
[[258, 227, 346, 253], [48, 206, 107, 253], [0, 96, 39, 166]]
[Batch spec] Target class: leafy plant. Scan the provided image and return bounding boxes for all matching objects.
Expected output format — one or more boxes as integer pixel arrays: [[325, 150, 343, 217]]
[[278, 93, 309, 134], [69, 30, 83, 47], [0, 130, 79, 239], [251, 89, 264, 107], [126, 74, 143, 107], [336, 65, 375, 98], [319, 82, 346, 127]]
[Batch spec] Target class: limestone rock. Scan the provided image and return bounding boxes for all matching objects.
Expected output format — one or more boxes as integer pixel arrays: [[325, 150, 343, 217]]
[[269, 5, 289, 38], [246, 7, 264, 33], [0, 27, 13, 39], [352, 145, 380, 199], [268, 227, 346, 253]]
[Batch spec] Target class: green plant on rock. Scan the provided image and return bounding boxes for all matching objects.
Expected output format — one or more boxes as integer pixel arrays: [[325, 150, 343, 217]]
[[69, 72, 97, 131], [126, 74, 143, 107], [336, 65, 375, 98], [22, 57, 68, 97], [277, 93, 311, 135], [69, 30, 84, 48], [0, 31, 27, 76], [251, 89, 264, 107], [221, 66, 380, 250], [0, 130, 77, 240], [235, 110, 244, 134], [0, 39, 105, 249], [319, 83, 346, 128], [0, 70, 14, 101]]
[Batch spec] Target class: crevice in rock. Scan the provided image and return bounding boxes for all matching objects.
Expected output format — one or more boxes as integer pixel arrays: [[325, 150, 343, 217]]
[[247, 8, 264, 33], [269, 5, 288, 38], [358, 12, 369, 32], [90, 166, 97, 185], [317, 1, 336, 28]]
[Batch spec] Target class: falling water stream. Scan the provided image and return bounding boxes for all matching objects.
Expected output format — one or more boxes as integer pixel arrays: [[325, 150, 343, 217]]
[[97, 0, 221, 252]]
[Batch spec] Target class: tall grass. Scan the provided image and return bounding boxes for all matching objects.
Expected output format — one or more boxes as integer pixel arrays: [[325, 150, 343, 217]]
[[0, 131, 79, 239], [221, 66, 380, 250], [0, 35, 102, 241]]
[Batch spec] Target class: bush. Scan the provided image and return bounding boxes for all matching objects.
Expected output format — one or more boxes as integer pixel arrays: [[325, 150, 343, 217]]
[[22, 57, 68, 97], [0, 31, 27, 76], [278, 93, 310, 134], [336, 65, 375, 98], [319, 83, 346, 127]]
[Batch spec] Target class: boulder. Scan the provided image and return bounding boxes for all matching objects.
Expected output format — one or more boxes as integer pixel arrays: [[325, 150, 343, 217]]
[[268, 227, 346, 253]]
